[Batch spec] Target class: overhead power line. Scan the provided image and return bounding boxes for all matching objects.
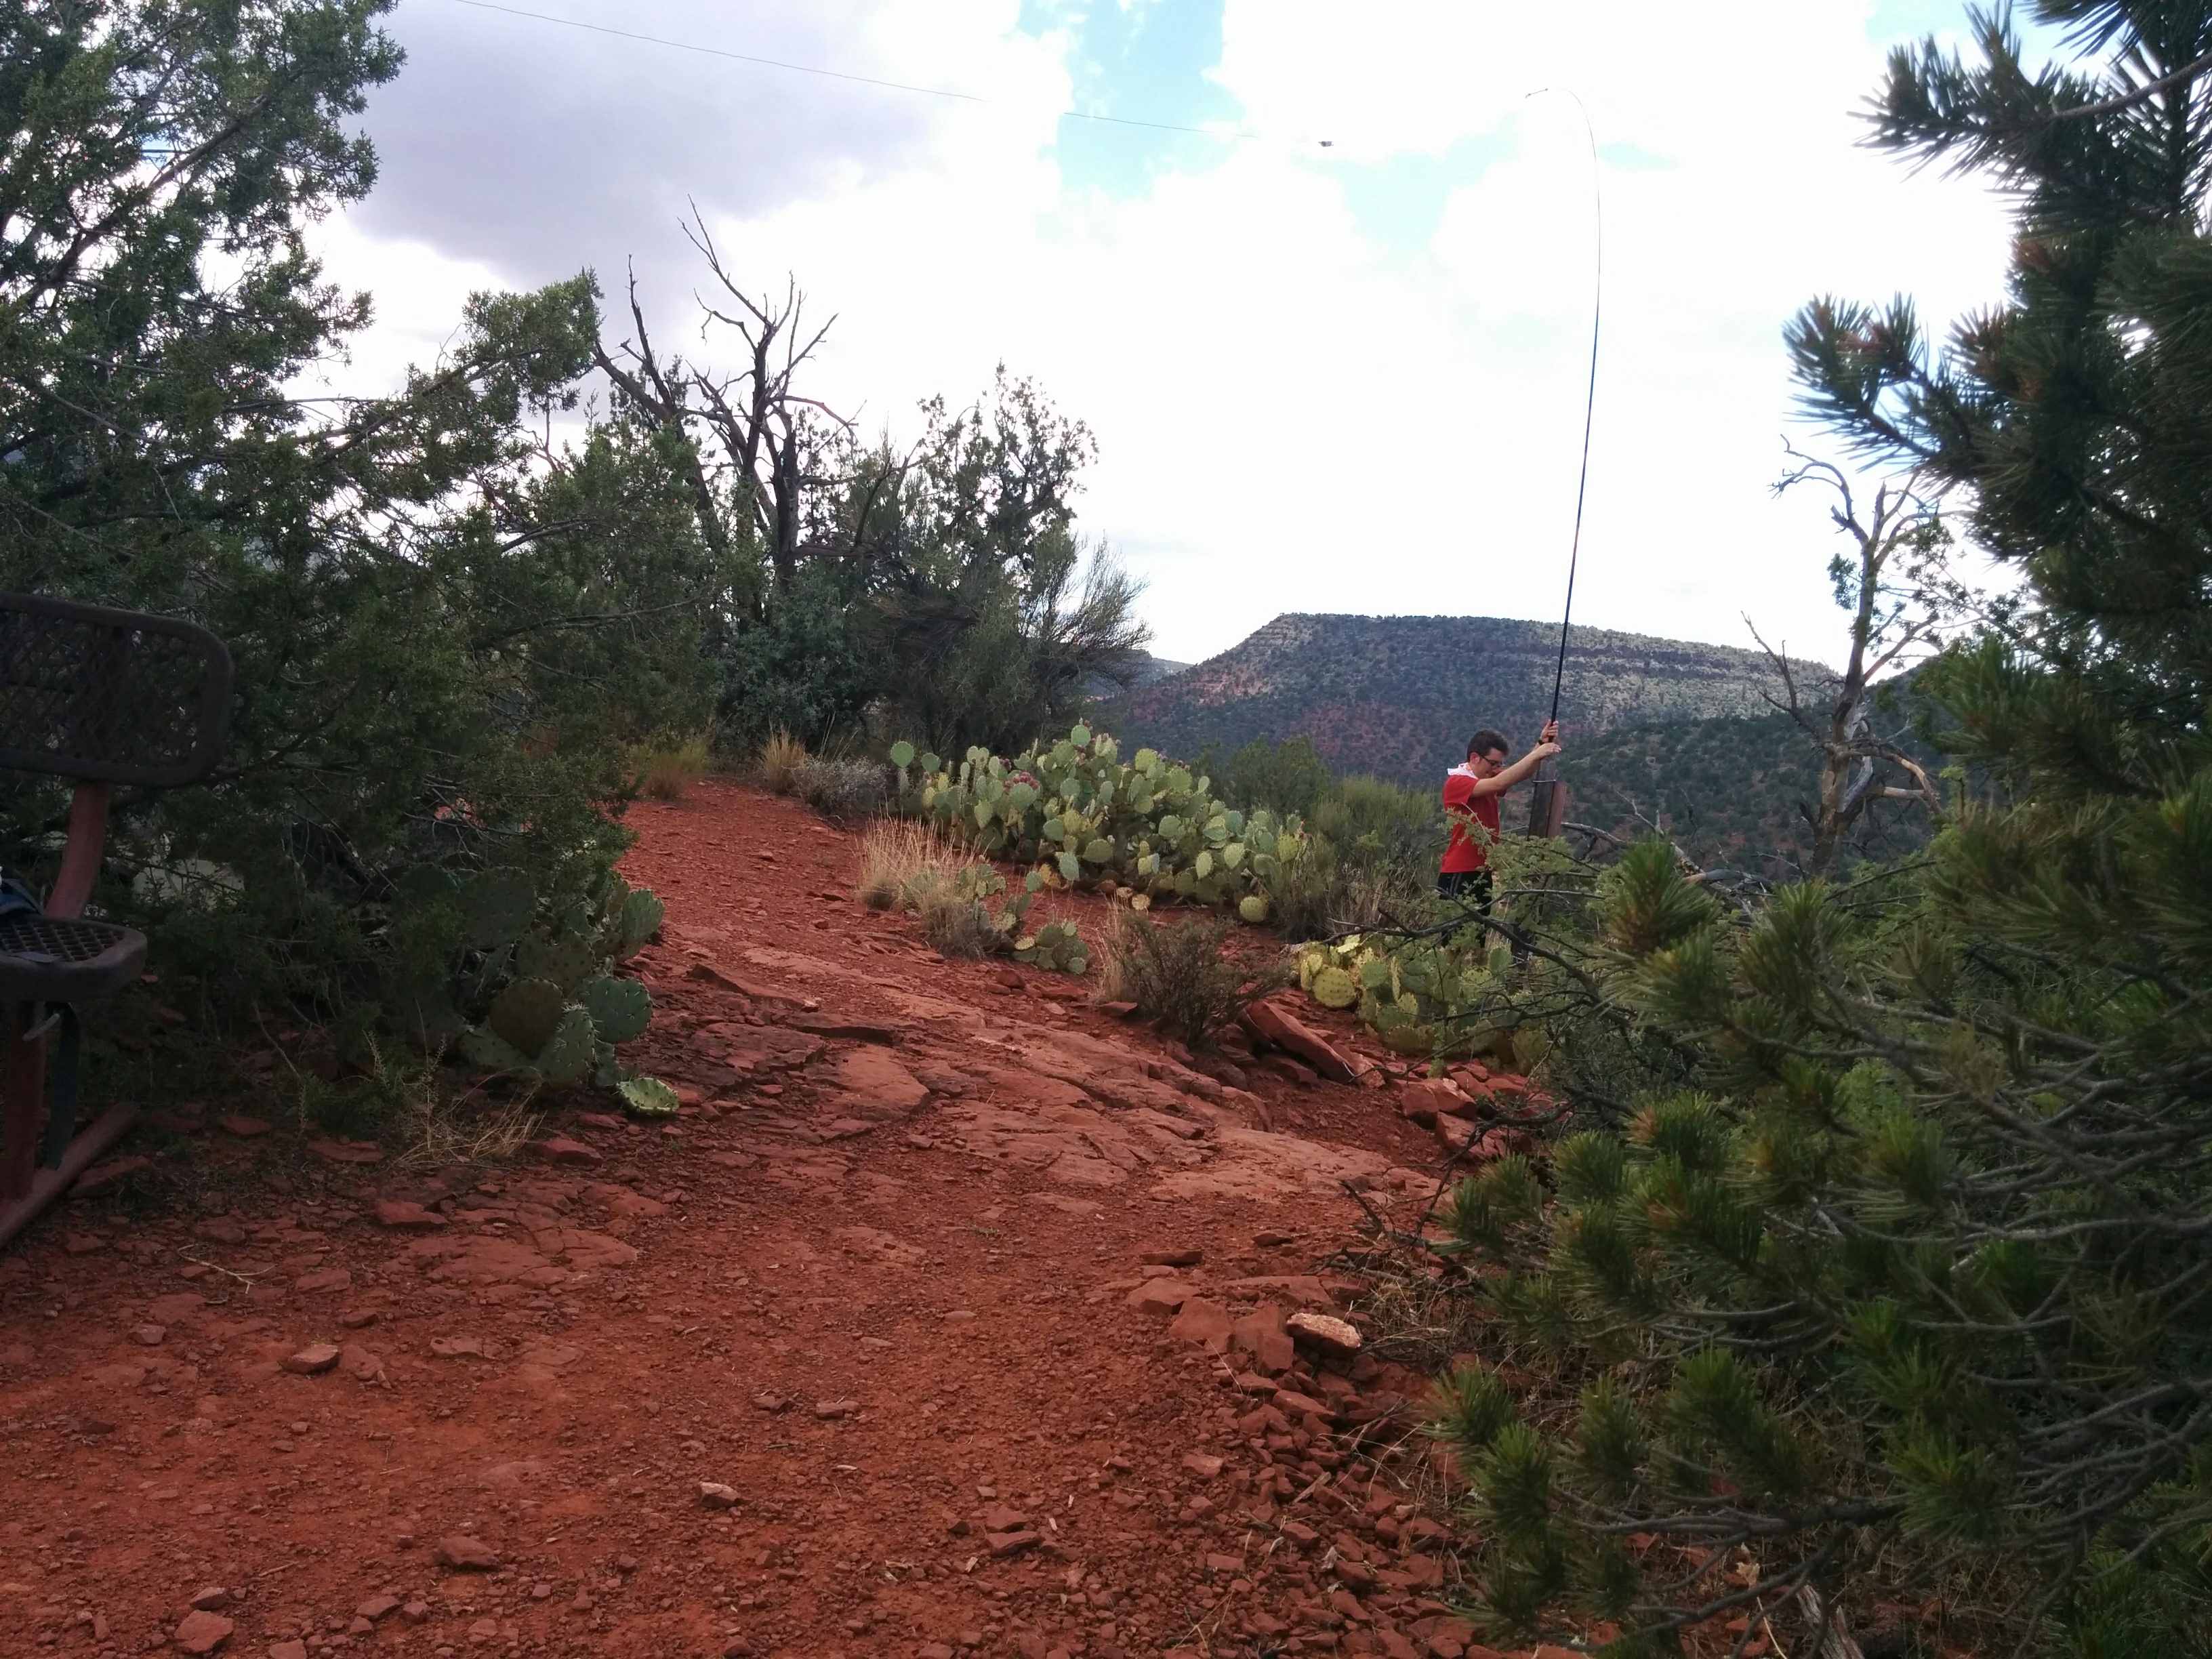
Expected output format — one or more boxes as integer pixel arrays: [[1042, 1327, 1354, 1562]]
[[441, 0, 1261, 140]]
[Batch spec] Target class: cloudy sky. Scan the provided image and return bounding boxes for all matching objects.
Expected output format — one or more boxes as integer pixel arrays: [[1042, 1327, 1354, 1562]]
[[315, 0, 2059, 668]]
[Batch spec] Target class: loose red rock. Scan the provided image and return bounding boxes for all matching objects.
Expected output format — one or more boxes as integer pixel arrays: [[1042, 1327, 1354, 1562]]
[[434, 1534, 501, 1570], [171, 1609, 234, 1653], [1126, 1277, 1195, 1315], [1166, 1296, 1232, 1351], [1240, 998, 1371, 1084], [1286, 1310, 1363, 1357], [373, 1199, 446, 1229], [533, 1136, 602, 1165], [306, 1138, 382, 1165], [280, 1344, 339, 1376]]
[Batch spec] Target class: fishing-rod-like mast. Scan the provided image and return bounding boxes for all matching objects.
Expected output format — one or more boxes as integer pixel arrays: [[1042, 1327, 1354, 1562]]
[[1526, 89, 1601, 839]]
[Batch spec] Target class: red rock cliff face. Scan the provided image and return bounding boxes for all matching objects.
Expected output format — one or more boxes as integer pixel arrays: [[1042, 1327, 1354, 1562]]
[[1113, 613, 1811, 785]]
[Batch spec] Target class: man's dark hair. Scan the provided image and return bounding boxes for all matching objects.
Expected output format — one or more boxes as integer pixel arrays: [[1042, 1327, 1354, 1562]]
[[1467, 729, 1509, 761]]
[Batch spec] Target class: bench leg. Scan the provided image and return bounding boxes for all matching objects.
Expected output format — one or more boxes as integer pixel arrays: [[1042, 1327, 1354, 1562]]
[[1, 1002, 44, 1203]]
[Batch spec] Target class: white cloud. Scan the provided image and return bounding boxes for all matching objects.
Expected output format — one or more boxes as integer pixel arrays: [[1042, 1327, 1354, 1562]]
[[316, 0, 2034, 676]]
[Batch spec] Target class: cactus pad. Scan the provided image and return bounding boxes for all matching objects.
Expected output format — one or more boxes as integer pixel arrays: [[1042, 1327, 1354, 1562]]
[[536, 1006, 598, 1088], [459, 1023, 536, 1073], [518, 931, 596, 991], [615, 888, 664, 958], [619, 1077, 681, 1118], [489, 977, 567, 1055], [584, 975, 652, 1043], [1238, 894, 1269, 924], [1309, 966, 1359, 1009]]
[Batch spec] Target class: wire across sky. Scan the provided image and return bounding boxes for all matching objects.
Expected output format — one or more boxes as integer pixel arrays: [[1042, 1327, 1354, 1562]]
[[441, 0, 1267, 140]]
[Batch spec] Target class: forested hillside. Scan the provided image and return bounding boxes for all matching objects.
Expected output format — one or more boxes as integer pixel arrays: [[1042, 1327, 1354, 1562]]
[[1559, 710, 1930, 876]]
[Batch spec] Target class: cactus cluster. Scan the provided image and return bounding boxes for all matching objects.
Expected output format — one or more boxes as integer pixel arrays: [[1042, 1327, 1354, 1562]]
[[1012, 918, 1088, 975], [889, 728, 1303, 918], [396, 864, 671, 1102], [1298, 933, 1515, 1059], [898, 861, 1090, 977]]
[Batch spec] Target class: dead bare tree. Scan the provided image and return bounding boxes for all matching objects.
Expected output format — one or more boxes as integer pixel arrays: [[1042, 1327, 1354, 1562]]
[[1750, 446, 1964, 878], [591, 203, 854, 590]]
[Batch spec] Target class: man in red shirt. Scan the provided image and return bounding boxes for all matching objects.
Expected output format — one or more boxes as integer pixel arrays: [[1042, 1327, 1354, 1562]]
[[1439, 720, 1561, 906]]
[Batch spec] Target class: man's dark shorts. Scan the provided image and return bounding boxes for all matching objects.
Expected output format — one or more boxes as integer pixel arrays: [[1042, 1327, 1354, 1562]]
[[1437, 867, 1493, 909]]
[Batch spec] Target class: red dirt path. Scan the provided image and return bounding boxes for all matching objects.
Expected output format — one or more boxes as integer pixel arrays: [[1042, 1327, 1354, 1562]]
[[0, 781, 1534, 1659]]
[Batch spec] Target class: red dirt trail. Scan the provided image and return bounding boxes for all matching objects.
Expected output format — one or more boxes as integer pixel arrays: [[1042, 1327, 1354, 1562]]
[[0, 782, 1540, 1659]]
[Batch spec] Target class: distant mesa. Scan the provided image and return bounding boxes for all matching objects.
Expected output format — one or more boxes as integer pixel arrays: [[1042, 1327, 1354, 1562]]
[[1124, 651, 1191, 689], [1107, 613, 1821, 789]]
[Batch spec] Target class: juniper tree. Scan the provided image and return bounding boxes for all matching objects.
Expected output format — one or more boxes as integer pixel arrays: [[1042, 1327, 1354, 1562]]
[[0, 1, 729, 1031], [1430, 7, 2212, 1656]]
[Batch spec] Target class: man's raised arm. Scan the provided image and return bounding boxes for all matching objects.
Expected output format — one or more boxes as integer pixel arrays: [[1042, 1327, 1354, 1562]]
[[1466, 720, 1561, 797]]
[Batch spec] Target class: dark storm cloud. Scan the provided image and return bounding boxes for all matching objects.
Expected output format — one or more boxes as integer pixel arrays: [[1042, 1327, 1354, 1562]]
[[351, 0, 939, 288]]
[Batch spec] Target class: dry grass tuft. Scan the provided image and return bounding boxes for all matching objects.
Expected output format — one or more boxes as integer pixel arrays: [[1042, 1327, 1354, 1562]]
[[396, 1097, 542, 1169], [1097, 911, 1289, 1045], [912, 878, 996, 958], [855, 820, 961, 910], [854, 823, 1006, 956], [632, 736, 710, 801], [758, 729, 807, 795], [793, 756, 894, 822]]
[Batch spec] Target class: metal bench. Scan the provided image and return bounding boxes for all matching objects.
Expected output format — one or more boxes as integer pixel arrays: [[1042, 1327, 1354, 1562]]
[[0, 594, 232, 1245]]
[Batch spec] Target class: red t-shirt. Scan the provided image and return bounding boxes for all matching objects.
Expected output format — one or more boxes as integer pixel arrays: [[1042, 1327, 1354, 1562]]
[[1441, 769, 1501, 872]]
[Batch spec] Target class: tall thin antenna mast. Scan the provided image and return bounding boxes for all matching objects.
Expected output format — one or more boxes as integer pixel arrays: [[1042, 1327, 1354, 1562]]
[[1527, 88, 1603, 835]]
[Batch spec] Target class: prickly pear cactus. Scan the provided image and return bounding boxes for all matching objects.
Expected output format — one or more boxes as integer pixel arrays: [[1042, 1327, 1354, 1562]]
[[407, 853, 668, 1100], [489, 977, 567, 1055], [584, 975, 651, 1044], [535, 1006, 598, 1089], [1012, 918, 1089, 976], [1309, 965, 1358, 1008], [613, 888, 664, 960], [459, 1023, 535, 1073], [619, 1077, 680, 1119], [518, 930, 597, 994], [892, 725, 1305, 916]]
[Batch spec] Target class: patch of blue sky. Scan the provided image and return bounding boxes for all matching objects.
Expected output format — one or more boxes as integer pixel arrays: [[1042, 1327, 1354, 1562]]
[[1868, 1, 2072, 56], [1016, 0, 1242, 197], [1321, 133, 1519, 264]]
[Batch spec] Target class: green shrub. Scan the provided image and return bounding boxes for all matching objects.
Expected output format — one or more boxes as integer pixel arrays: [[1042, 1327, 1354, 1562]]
[[794, 758, 895, 822], [0, 3, 724, 1071], [1098, 912, 1283, 1045]]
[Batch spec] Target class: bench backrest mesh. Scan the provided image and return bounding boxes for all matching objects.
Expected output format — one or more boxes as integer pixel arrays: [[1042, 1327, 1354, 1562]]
[[0, 594, 232, 786]]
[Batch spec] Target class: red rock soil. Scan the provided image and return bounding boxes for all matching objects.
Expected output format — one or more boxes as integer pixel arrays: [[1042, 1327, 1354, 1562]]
[[0, 781, 1558, 1659]]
